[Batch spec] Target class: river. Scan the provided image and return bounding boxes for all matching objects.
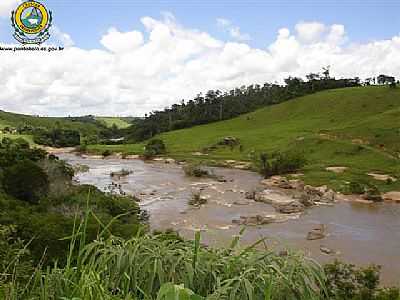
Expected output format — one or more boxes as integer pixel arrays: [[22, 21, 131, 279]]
[[59, 153, 400, 285]]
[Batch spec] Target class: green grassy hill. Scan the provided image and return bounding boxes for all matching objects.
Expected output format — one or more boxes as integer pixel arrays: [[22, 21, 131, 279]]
[[95, 117, 132, 129], [0, 110, 106, 144], [0, 111, 102, 133], [89, 86, 400, 192]]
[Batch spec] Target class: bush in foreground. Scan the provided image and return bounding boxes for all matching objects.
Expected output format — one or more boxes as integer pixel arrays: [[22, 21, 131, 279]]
[[324, 260, 399, 300], [3, 160, 49, 204]]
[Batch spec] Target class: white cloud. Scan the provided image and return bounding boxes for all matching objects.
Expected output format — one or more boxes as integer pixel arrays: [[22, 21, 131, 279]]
[[217, 18, 251, 41], [101, 27, 143, 53], [51, 26, 75, 48], [295, 21, 326, 43], [327, 24, 346, 45], [0, 16, 399, 117], [0, 0, 19, 17]]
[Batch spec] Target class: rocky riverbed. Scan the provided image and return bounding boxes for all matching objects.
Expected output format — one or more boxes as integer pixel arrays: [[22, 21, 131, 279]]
[[58, 153, 400, 285]]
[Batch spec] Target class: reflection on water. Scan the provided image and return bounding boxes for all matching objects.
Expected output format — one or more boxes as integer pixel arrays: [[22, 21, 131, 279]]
[[59, 153, 400, 285]]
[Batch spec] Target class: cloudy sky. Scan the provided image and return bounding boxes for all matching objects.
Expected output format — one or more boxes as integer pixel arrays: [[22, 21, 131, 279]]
[[0, 0, 399, 116]]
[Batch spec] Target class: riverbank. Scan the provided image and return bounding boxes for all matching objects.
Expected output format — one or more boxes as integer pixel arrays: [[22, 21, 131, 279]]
[[56, 146, 400, 204], [58, 152, 400, 285]]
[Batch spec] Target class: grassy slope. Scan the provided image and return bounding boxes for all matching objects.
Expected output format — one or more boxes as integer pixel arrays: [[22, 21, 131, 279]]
[[95, 117, 131, 129], [0, 110, 104, 144], [89, 86, 400, 192]]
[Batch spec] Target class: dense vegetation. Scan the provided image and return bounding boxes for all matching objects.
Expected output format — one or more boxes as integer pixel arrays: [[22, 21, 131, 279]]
[[33, 128, 81, 147], [0, 138, 144, 265], [127, 70, 362, 141]]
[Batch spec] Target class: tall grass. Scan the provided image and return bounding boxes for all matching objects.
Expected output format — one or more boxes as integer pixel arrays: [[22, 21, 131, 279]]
[[2, 206, 327, 300]]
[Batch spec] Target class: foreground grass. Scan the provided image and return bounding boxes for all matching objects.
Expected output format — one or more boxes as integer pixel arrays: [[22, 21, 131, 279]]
[[88, 86, 400, 192], [2, 211, 326, 300]]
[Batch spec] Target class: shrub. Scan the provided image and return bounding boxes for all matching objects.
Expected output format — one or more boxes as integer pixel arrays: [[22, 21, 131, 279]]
[[364, 185, 383, 202], [259, 151, 307, 178], [143, 139, 166, 158], [349, 181, 365, 194], [348, 182, 382, 201], [102, 150, 112, 157], [3, 160, 49, 204], [183, 163, 209, 177], [324, 260, 399, 300]]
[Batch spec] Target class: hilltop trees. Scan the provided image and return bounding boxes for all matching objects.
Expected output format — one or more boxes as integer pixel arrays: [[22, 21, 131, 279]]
[[377, 74, 396, 85], [127, 70, 362, 142]]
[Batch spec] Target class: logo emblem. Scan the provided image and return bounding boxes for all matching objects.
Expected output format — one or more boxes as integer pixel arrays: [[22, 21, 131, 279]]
[[11, 1, 52, 45]]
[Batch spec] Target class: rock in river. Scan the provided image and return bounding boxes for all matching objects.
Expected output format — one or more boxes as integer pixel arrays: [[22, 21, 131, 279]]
[[274, 201, 305, 214], [307, 225, 327, 240], [232, 214, 289, 226]]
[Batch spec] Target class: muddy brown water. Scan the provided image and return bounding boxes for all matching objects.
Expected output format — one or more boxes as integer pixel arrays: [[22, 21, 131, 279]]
[[59, 153, 400, 285]]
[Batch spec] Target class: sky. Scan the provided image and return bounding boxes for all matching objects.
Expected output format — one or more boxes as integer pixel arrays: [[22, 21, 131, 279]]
[[0, 0, 399, 116]]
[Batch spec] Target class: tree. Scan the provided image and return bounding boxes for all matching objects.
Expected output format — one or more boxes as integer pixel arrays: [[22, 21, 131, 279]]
[[377, 74, 396, 85], [143, 139, 166, 158], [322, 65, 330, 79], [3, 160, 49, 204]]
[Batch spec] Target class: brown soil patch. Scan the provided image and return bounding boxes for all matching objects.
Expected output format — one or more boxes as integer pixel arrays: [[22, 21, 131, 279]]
[[326, 166, 348, 173], [367, 173, 397, 182], [383, 192, 400, 203]]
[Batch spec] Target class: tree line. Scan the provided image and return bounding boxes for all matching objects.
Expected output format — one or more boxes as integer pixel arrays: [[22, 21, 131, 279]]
[[127, 69, 366, 142]]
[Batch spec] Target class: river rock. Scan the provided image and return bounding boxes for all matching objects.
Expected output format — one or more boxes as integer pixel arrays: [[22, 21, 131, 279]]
[[320, 189, 336, 203], [153, 158, 165, 162], [262, 176, 305, 190], [288, 179, 304, 190], [124, 155, 140, 159], [232, 214, 288, 226], [245, 191, 256, 200], [262, 176, 290, 188], [304, 185, 323, 197], [300, 185, 336, 204], [233, 163, 252, 170], [307, 225, 326, 240], [254, 190, 294, 205], [165, 158, 176, 164], [233, 200, 250, 206], [274, 201, 305, 214], [298, 193, 316, 207], [320, 246, 333, 255]]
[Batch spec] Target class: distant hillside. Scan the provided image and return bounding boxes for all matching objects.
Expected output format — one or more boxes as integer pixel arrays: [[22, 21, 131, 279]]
[[0, 111, 104, 135], [90, 86, 400, 192], [95, 117, 133, 129], [0, 111, 110, 146]]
